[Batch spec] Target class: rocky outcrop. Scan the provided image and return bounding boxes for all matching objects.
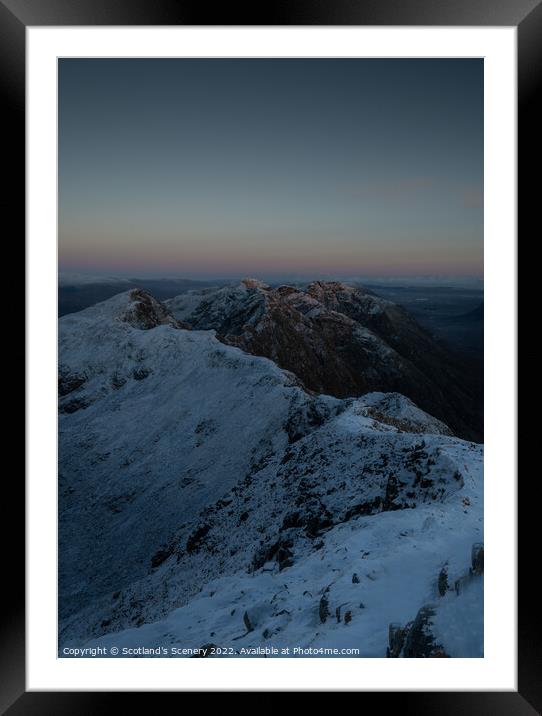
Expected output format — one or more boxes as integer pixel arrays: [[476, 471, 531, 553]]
[[120, 289, 190, 330], [387, 542, 483, 657]]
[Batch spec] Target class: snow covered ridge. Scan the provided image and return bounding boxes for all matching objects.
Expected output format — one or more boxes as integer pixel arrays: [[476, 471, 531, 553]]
[[166, 279, 482, 442], [58, 288, 483, 657]]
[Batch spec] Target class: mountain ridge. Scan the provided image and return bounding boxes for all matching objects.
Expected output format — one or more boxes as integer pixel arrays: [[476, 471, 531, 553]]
[[167, 279, 482, 441], [58, 288, 483, 657]]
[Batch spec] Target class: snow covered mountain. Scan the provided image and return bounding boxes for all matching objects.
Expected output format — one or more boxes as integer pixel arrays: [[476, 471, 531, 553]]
[[59, 288, 483, 657], [166, 280, 482, 442]]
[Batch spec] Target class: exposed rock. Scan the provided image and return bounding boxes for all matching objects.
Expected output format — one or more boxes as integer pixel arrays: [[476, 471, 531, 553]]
[[186, 524, 212, 554], [471, 543, 484, 575], [319, 592, 330, 624], [387, 622, 408, 658], [281, 511, 304, 530], [58, 367, 86, 396], [438, 564, 449, 597], [60, 397, 90, 414], [243, 611, 254, 633], [335, 603, 349, 623], [150, 545, 175, 569], [389, 543, 484, 657], [402, 606, 447, 658], [251, 538, 294, 572], [276, 546, 294, 571], [121, 289, 190, 331], [343, 498, 383, 521]]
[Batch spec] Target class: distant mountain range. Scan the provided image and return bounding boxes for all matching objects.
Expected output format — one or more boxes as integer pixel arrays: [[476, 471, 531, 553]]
[[59, 287, 484, 657]]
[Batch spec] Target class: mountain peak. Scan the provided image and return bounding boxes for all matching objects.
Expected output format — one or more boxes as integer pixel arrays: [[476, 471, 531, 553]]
[[121, 288, 189, 330], [307, 280, 354, 291], [306, 280, 364, 300], [60, 287, 190, 331], [240, 278, 270, 290]]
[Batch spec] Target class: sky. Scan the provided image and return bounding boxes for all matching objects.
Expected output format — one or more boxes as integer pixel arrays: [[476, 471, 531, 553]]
[[58, 58, 483, 281]]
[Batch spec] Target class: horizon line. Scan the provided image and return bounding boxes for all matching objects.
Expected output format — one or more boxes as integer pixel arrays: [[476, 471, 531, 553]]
[[58, 270, 484, 285]]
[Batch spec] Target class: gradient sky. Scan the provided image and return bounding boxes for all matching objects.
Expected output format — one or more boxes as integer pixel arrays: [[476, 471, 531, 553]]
[[58, 58, 483, 280]]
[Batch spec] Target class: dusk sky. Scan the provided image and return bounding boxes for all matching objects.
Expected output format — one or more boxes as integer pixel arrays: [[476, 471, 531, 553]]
[[58, 58, 483, 280]]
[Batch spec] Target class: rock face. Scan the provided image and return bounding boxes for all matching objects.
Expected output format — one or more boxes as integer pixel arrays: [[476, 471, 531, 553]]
[[58, 289, 483, 657], [401, 606, 448, 657], [170, 280, 482, 441], [121, 289, 190, 330], [387, 542, 484, 658]]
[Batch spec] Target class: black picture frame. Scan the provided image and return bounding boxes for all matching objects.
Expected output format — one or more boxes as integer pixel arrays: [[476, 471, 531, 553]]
[[5, 0, 532, 708]]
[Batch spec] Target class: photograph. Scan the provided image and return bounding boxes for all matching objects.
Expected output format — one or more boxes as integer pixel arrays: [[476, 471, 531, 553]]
[[57, 57, 485, 660]]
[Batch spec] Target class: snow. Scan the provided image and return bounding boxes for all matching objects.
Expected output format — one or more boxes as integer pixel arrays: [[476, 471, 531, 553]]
[[354, 393, 453, 436], [73, 478, 482, 658], [165, 287, 222, 322], [431, 578, 484, 658], [59, 288, 484, 658]]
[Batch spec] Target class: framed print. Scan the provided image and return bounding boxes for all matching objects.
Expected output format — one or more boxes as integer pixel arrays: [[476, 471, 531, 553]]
[[5, 0, 533, 708]]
